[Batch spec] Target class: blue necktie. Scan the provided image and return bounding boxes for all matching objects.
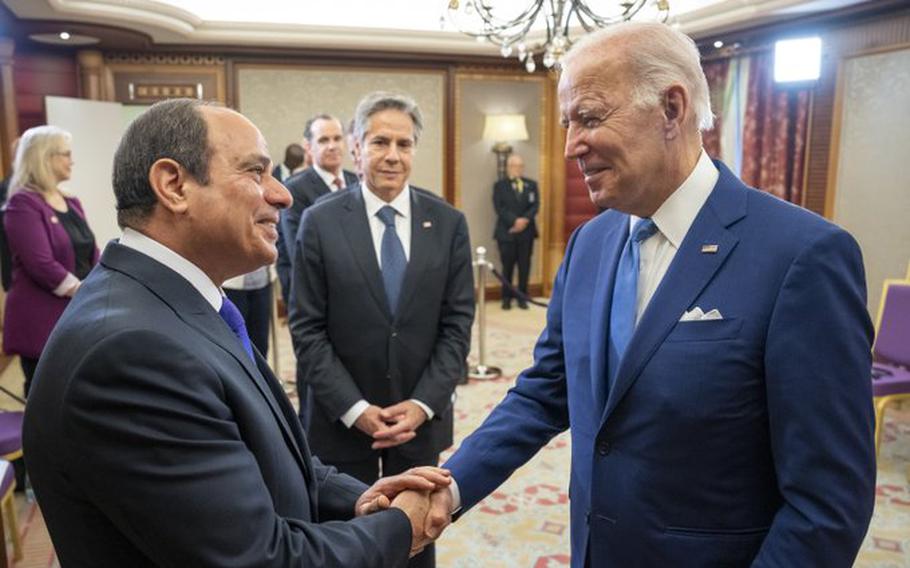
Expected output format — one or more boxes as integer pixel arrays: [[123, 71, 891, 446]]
[[219, 296, 255, 362], [377, 205, 407, 315], [607, 218, 658, 388]]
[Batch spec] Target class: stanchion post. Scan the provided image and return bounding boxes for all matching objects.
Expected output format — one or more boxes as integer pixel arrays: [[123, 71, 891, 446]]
[[469, 246, 502, 380]]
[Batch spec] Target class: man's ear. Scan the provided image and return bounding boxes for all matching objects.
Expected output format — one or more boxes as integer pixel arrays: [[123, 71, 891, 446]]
[[662, 84, 689, 140], [148, 158, 191, 215]]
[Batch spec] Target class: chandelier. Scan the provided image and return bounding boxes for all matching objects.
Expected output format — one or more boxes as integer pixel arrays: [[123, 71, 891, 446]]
[[445, 0, 671, 72]]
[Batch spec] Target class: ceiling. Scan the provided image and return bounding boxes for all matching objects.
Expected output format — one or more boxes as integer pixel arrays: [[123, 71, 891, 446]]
[[2, 0, 873, 55]]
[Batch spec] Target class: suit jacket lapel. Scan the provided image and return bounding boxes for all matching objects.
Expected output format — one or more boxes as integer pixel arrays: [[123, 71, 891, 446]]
[[101, 244, 312, 485], [395, 190, 435, 320], [600, 168, 747, 425], [310, 168, 331, 197], [255, 354, 319, 519], [340, 190, 392, 318], [589, 214, 629, 413]]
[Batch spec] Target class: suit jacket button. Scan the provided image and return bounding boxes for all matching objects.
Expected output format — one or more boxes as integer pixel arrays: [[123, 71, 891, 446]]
[[391, 332, 398, 338], [597, 440, 611, 456]]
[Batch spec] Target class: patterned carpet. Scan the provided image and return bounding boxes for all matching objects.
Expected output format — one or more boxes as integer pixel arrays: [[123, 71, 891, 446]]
[[1, 301, 908, 566]]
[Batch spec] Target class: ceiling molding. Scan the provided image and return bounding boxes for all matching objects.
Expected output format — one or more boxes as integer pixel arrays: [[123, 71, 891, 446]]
[[1, 0, 880, 55]]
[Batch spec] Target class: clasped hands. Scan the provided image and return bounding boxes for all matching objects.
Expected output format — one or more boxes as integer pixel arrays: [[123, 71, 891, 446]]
[[508, 217, 530, 234], [354, 401, 427, 450], [355, 467, 455, 557]]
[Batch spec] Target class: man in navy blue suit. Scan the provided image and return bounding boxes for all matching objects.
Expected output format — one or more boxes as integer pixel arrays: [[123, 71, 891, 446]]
[[23, 99, 448, 567], [428, 22, 876, 567]]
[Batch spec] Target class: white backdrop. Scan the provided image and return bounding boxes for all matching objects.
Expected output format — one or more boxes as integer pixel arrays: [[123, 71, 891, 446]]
[[45, 96, 141, 248]]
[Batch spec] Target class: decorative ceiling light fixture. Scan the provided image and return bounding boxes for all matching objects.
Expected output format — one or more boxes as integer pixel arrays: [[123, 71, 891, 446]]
[[445, 0, 670, 72]]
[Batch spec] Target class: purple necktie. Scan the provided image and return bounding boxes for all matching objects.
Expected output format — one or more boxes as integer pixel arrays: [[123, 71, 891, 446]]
[[218, 296, 255, 362]]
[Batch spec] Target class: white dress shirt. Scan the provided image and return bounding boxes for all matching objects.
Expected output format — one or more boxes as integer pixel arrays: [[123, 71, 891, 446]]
[[119, 228, 223, 311], [339, 183, 433, 429], [630, 150, 719, 324], [313, 163, 346, 192]]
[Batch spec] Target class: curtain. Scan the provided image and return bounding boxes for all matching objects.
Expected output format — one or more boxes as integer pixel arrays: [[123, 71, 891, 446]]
[[740, 52, 811, 204], [702, 59, 730, 159]]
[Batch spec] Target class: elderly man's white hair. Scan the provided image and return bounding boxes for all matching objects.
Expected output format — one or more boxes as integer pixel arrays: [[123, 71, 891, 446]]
[[564, 22, 714, 132]]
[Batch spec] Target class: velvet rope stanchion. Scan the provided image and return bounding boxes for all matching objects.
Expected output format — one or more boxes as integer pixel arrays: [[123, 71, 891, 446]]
[[469, 246, 502, 381]]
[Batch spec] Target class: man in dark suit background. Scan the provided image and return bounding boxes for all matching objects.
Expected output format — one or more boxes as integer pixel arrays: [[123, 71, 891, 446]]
[[290, 91, 474, 568], [430, 22, 875, 567], [493, 153, 539, 309], [23, 98, 449, 567], [281, 114, 359, 263], [282, 114, 359, 426]]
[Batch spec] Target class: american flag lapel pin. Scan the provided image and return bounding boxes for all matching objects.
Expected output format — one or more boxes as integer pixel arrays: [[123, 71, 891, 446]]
[[422, 221, 432, 229], [701, 244, 719, 254]]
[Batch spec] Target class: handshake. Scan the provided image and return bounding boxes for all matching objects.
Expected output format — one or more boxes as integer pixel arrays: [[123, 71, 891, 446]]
[[355, 466, 456, 557]]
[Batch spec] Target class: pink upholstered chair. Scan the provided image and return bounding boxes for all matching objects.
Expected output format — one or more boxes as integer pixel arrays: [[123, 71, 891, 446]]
[[872, 280, 910, 458]]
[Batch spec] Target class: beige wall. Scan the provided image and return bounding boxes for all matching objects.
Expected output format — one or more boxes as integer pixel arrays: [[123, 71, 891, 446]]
[[236, 66, 445, 196], [455, 75, 548, 287], [831, 46, 910, 315]]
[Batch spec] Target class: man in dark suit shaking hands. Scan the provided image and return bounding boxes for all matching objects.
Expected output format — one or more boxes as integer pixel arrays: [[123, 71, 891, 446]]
[[23, 98, 451, 567], [290, 91, 475, 568], [493, 153, 539, 309]]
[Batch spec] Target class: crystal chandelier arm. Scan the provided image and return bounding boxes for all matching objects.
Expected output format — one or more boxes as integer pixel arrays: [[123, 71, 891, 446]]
[[575, 0, 649, 28]]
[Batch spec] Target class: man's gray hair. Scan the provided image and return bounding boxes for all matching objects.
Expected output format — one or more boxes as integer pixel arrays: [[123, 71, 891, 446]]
[[112, 98, 217, 229], [353, 92, 423, 144], [566, 22, 714, 131]]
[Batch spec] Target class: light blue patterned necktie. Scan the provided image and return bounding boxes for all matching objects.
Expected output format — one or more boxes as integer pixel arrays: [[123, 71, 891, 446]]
[[377, 205, 407, 315], [607, 218, 658, 389]]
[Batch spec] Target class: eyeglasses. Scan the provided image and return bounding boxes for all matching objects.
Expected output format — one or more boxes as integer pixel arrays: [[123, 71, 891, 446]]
[[54, 150, 72, 158]]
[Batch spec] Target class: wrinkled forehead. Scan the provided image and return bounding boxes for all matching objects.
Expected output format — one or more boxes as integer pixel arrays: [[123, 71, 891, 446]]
[[558, 53, 629, 111]]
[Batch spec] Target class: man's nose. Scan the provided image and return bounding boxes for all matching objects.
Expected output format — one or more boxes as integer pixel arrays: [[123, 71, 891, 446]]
[[265, 176, 292, 209]]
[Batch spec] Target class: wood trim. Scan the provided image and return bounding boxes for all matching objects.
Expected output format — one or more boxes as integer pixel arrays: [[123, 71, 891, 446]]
[[103, 61, 227, 104], [445, 65, 457, 204], [452, 69, 554, 289], [803, 9, 910, 216], [823, 41, 910, 219], [545, 71, 565, 295], [0, 37, 17, 177]]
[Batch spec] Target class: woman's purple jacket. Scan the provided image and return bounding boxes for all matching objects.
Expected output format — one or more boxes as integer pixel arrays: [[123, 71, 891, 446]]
[[3, 190, 99, 359]]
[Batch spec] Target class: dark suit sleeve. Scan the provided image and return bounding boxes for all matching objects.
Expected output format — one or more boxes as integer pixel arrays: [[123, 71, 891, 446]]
[[289, 208, 367, 420], [409, 213, 475, 414], [752, 228, 875, 566], [443, 226, 579, 509], [60, 329, 412, 568], [492, 180, 518, 228], [282, 177, 314, 262], [275, 219, 292, 305]]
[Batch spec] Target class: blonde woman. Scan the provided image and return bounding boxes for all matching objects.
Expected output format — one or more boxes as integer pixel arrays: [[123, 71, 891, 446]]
[[2, 125, 98, 395]]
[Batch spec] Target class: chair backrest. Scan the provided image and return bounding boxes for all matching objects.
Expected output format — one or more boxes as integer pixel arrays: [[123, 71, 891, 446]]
[[874, 281, 910, 367]]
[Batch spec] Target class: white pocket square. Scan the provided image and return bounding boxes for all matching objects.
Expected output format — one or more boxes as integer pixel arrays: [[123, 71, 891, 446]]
[[680, 307, 724, 322]]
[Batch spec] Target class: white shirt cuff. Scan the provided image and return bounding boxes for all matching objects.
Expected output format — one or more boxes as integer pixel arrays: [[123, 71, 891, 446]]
[[449, 479, 462, 512], [340, 400, 370, 428], [410, 399, 434, 420], [52, 273, 80, 297]]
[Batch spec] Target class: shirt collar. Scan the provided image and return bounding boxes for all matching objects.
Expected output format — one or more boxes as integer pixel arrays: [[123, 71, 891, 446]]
[[119, 227, 223, 311], [630, 150, 719, 248], [361, 183, 411, 221], [313, 163, 344, 190]]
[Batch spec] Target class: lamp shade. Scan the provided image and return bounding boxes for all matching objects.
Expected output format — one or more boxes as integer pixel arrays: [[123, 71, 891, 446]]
[[482, 114, 529, 142]]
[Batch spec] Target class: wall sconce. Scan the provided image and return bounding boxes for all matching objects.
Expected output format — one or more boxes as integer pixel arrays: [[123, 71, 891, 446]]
[[482, 114, 529, 180]]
